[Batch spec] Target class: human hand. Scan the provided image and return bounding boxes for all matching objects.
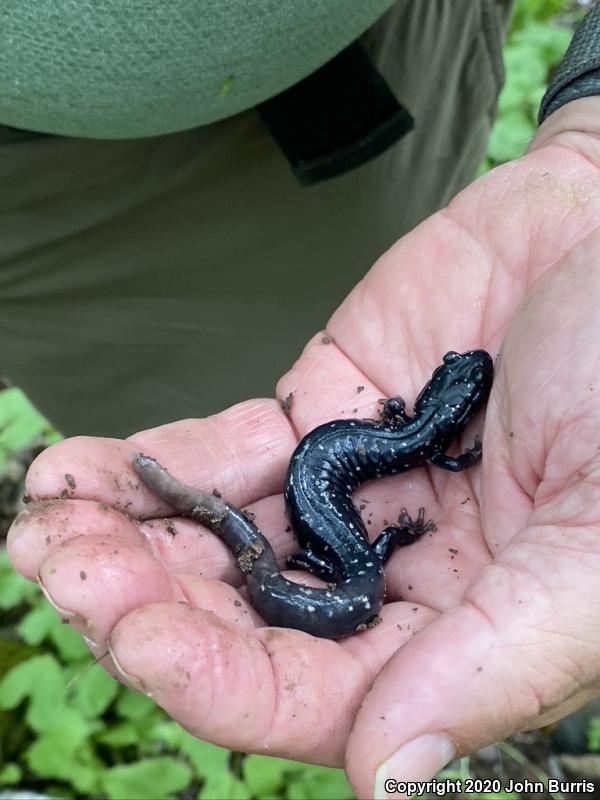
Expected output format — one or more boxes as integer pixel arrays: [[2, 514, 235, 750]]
[[8, 97, 600, 799]]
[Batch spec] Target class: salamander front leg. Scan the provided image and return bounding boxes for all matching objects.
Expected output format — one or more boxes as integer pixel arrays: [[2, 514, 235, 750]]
[[428, 436, 482, 472], [378, 396, 410, 427], [372, 507, 436, 564], [286, 549, 339, 581]]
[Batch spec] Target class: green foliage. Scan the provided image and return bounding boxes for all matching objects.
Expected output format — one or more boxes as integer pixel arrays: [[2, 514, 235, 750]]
[[0, 763, 22, 786], [101, 758, 193, 800], [588, 716, 600, 751], [284, 765, 355, 799], [0, 387, 61, 473], [510, 0, 574, 31], [482, 0, 579, 171], [0, 552, 39, 610], [201, 773, 252, 800]]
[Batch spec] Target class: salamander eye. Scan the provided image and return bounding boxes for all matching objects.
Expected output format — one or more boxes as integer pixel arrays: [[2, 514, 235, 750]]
[[471, 367, 484, 383], [443, 351, 461, 365]]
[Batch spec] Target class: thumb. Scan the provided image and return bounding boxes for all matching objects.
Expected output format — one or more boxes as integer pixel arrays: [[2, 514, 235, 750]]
[[345, 539, 600, 799]]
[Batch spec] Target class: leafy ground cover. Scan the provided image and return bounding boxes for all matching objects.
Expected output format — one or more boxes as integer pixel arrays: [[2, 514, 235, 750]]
[[0, 2, 594, 798]]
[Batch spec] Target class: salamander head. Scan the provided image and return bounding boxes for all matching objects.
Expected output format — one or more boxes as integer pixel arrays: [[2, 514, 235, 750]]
[[413, 350, 494, 434]]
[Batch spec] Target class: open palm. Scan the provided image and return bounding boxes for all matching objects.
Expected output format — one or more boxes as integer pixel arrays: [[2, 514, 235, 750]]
[[9, 99, 600, 797]]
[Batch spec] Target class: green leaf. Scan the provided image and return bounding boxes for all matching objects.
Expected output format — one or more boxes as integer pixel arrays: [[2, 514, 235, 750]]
[[15, 595, 89, 660], [100, 757, 193, 800], [0, 637, 40, 682], [116, 688, 157, 720], [502, 47, 547, 94], [17, 600, 59, 645], [486, 110, 535, 164], [0, 654, 65, 713], [148, 719, 186, 748], [27, 730, 101, 794], [511, 0, 567, 30], [50, 619, 90, 661], [180, 736, 231, 779], [149, 722, 232, 780], [69, 662, 119, 718], [29, 700, 98, 739], [0, 553, 40, 608], [0, 763, 22, 786], [200, 772, 251, 800], [588, 717, 600, 752], [96, 720, 141, 747], [0, 387, 52, 471], [286, 766, 354, 800], [512, 21, 571, 64], [243, 755, 304, 796], [219, 75, 236, 98], [286, 782, 309, 800]]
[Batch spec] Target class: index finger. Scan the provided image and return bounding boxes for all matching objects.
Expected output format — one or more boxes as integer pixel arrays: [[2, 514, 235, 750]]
[[8, 399, 295, 583], [25, 398, 294, 513]]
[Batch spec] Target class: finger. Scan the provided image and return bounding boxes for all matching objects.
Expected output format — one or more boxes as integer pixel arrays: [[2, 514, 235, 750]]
[[139, 493, 295, 585], [276, 331, 391, 433], [164, 573, 265, 630], [129, 398, 295, 506], [33, 524, 268, 643], [7, 488, 300, 596], [8, 499, 134, 580], [107, 599, 437, 764], [36, 530, 183, 644], [24, 399, 295, 512], [11, 399, 296, 583], [12, 495, 293, 638], [345, 524, 600, 799]]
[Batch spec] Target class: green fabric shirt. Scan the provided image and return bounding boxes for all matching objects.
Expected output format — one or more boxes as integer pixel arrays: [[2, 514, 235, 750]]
[[1, 1, 395, 138]]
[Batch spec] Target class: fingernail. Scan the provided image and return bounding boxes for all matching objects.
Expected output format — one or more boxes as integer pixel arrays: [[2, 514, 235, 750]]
[[108, 639, 148, 693], [373, 733, 456, 800]]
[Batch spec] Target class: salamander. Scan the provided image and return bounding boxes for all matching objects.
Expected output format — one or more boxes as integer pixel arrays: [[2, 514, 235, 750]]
[[133, 349, 493, 639]]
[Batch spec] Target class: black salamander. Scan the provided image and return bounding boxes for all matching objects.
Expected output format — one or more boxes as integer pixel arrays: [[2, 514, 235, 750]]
[[133, 349, 493, 639]]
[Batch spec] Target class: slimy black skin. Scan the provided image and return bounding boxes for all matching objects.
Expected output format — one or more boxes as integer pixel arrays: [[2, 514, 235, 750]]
[[132, 350, 493, 639]]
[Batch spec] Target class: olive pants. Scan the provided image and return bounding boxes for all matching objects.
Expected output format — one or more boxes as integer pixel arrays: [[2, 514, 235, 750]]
[[0, 0, 511, 437]]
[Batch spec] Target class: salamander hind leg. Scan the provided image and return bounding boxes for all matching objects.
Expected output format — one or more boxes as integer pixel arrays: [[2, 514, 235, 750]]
[[373, 507, 436, 564], [285, 548, 339, 581], [429, 435, 482, 472]]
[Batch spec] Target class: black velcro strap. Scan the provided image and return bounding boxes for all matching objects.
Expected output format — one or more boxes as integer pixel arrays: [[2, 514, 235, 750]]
[[539, 4, 600, 124], [257, 40, 414, 186]]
